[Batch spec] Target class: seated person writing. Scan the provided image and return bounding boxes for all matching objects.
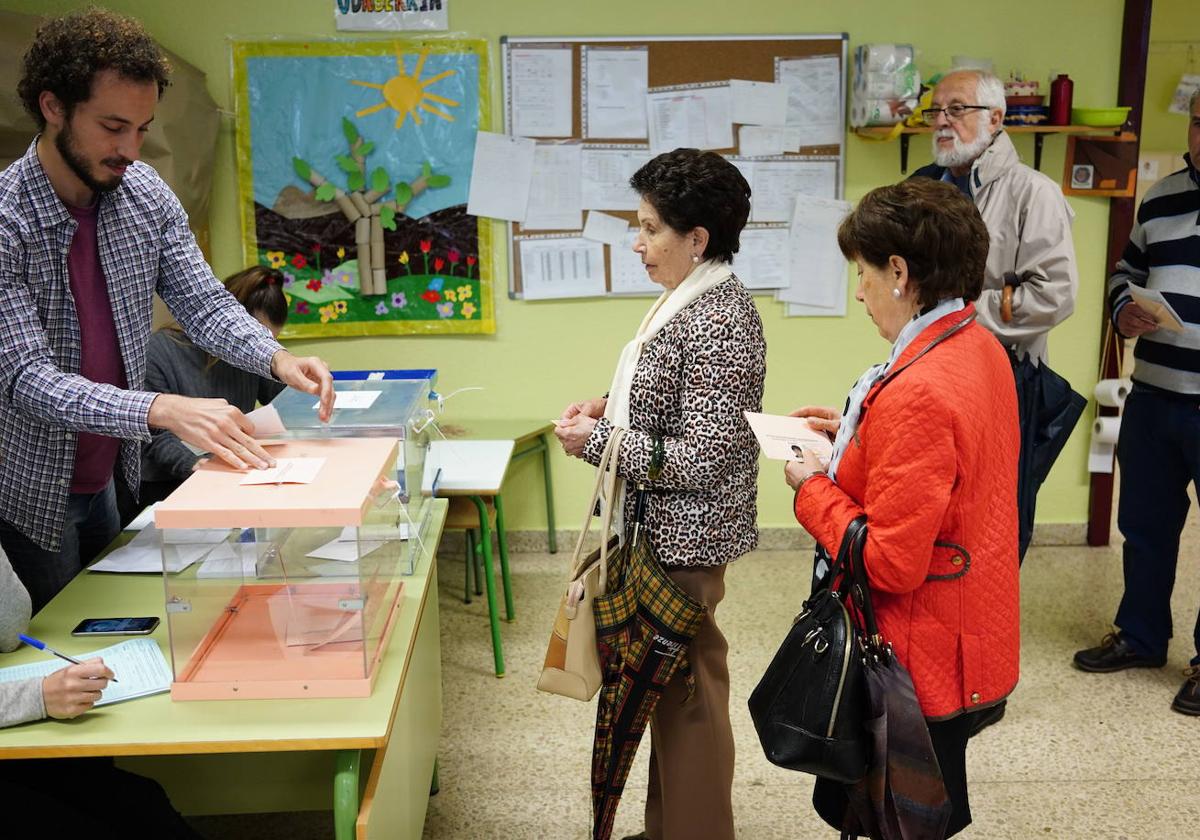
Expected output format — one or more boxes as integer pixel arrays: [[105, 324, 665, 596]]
[[118, 266, 289, 524], [0, 548, 200, 837]]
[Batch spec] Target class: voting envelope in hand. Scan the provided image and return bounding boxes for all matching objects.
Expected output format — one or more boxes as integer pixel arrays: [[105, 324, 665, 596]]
[[743, 411, 835, 466]]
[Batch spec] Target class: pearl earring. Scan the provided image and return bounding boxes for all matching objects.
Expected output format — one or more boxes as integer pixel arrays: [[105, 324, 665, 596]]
[[892, 288, 901, 299], [692, 255, 700, 263]]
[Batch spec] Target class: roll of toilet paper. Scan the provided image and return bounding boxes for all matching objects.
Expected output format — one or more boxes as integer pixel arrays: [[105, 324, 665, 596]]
[[1093, 378, 1132, 408], [1092, 416, 1121, 445], [851, 97, 918, 127]]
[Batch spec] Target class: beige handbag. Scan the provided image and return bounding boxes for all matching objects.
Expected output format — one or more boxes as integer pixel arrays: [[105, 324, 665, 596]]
[[536, 427, 625, 701]]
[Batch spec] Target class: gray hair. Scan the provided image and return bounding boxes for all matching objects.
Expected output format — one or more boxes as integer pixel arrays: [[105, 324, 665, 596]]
[[942, 68, 1007, 119]]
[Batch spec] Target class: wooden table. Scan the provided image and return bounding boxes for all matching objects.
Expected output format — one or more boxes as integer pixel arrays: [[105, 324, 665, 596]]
[[0, 500, 448, 840]]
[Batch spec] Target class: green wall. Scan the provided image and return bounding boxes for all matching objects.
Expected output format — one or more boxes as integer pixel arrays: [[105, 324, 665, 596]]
[[2, 0, 1136, 533], [1144, 0, 1200, 153]]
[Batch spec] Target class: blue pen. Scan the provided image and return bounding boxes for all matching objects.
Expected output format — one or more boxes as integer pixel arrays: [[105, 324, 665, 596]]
[[17, 634, 118, 683]]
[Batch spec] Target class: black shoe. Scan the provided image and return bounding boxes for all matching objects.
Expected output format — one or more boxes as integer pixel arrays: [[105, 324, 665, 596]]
[[968, 700, 1006, 737], [1171, 666, 1200, 716], [1073, 632, 1167, 673]]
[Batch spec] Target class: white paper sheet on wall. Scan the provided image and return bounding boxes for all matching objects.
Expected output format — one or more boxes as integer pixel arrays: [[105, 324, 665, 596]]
[[738, 125, 803, 157], [510, 47, 574, 137], [647, 91, 709, 153], [520, 237, 607, 300], [467, 132, 536, 221], [729, 80, 789, 126], [750, 160, 838, 223], [609, 229, 659, 295], [778, 195, 851, 309], [584, 47, 649, 139], [523, 142, 583, 230], [777, 56, 843, 147], [581, 211, 630, 246], [734, 227, 790, 290], [696, 85, 734, 149], [581, 147, 652, 210]]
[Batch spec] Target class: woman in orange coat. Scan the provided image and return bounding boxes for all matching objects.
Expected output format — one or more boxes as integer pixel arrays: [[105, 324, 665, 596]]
[[786, 178, 1020, 838]]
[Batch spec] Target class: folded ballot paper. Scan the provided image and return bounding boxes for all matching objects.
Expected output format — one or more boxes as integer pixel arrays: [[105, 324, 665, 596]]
[[0, 638, 172, 706], [744, 411, 835, 466], [89, 524, 225, 574]]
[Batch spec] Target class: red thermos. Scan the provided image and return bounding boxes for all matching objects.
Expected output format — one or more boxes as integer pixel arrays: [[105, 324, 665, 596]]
[[1048, 74, 1073, 125]]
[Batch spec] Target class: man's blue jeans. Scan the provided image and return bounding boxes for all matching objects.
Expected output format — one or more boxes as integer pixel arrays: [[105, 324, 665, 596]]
[[1114, 386, 1200, 665], [0, 480, 119, 614]]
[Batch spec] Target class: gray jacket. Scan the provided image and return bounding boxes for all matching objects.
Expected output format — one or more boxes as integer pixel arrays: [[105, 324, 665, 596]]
[[0, 551, 46, 727], [968, 132, 1079, 363]]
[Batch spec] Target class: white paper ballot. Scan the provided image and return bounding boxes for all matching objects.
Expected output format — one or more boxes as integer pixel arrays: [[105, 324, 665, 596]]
[[467, 132, 537, 221], [729, 80, 789, 126], [647, 90, 708, 153], [510, 47, 574, 137], [524, 142, 583, 230], [584, 47, 649, 139], [89, 524, 213, 574], [520, 237, 607, 300], [735, 227, 790, 290], [0, 638, 172, 706], [778, 55, 843, 147], [306, 537, 385, 563], [581, 148, 652, 210], [786, 298, 848, 318], [610, 229, 659, 295], [1127, 286, 1186, 332], [780, 195, 852, 308], [582, 211, 631, 246], [751, 160, 838, 223], [124, 503, 158, 532], [240, 457, 326, 486], [248, 404, 286, 437], [744, 411, 835, 465], [316, 390, 381, 411], [196, 542, 259, 579]]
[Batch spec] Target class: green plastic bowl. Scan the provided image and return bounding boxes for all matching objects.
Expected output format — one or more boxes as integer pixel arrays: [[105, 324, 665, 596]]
[[1071, 106, 1131, 126]]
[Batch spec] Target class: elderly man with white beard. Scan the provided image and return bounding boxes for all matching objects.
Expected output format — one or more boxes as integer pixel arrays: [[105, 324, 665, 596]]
[[911, 69, 1078, 364]]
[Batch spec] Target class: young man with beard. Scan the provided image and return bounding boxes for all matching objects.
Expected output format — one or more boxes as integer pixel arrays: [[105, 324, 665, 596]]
[[912, 69, 1078, 365], [0, 9, 335, 612]]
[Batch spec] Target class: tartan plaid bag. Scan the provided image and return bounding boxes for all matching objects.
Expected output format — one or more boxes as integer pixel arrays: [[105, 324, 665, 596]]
[[537, 428, 627, 701]]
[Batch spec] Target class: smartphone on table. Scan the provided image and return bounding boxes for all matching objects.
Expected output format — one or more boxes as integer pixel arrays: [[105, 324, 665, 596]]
[[70, 617, 160, 636]]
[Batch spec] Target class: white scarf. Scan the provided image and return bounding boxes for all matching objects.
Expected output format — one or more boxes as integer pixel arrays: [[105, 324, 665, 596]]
[[827, 297, 964, 481], [600, 258, 733, 536]]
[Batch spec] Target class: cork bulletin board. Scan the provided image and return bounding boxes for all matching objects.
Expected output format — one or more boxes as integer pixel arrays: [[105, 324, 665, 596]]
[[500, 34, 848, 299]]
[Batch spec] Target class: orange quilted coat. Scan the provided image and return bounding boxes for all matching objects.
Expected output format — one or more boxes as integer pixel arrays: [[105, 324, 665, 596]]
[[794, 304, 1020, 720]]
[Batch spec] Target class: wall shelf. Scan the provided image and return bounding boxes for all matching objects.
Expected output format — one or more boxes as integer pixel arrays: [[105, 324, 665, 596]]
[[853, 125, 1133, 173]]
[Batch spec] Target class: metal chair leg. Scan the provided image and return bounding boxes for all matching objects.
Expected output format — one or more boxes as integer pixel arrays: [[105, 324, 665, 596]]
[[463, 529, 475, 604], [472, 529, 483, 595], [495, 494, 515, 622], [469, 495, 505, 678]]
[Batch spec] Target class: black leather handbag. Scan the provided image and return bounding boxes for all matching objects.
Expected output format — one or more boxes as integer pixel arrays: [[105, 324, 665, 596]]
[[748, 516, 869, 783]]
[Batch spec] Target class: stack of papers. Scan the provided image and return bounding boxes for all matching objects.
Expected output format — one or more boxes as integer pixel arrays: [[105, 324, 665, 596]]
[[90, 525, 228, 574], [0, 638, 172, 706]]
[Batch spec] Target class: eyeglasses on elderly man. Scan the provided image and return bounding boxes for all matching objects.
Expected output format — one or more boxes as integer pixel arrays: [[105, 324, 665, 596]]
[[920, 104, 990, 125]]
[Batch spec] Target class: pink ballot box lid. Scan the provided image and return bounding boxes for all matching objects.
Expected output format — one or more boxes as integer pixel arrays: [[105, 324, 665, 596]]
[[154, 438, 399, 529]]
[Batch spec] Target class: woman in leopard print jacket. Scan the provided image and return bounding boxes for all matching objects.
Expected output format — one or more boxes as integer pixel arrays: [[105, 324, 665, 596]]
[[556, 149, 765, 840]]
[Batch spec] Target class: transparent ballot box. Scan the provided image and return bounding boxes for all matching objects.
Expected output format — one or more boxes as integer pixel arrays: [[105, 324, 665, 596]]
[[154, 438, 408, 701], [265, 376, 435, 566]]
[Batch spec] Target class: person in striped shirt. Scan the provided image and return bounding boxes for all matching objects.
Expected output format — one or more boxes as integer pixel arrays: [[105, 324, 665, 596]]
[[1073, 89, 1200, 717]]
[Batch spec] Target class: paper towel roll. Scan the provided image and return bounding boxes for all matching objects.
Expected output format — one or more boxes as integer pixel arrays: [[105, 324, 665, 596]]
[[854, 75, 921, 100], [1092, 416, 1121, 444], [856, 44, 915, 74], [851, 97, 918, 127], [1094, 378, 1131, 408]]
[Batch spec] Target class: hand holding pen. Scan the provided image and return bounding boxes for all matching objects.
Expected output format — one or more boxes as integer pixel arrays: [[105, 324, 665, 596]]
[[19, 634, 116, 720]]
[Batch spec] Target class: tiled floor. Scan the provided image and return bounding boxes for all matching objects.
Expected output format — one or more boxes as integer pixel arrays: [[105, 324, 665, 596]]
[[423, 529, 1200, 839]]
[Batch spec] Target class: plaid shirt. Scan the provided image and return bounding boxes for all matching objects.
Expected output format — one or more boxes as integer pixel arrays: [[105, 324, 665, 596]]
[[0, 140, 282, 550]]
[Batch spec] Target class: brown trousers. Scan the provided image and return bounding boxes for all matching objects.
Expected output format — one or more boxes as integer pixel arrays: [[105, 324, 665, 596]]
[[644, 564, 735, 840]]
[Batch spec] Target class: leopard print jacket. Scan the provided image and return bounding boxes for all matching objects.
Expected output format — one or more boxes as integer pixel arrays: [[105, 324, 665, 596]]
[[583, 276, 765, 567]]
